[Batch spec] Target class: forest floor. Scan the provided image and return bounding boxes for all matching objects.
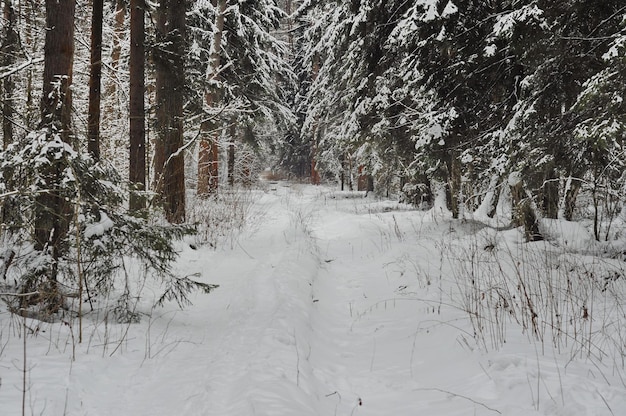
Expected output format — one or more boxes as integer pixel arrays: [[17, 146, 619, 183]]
[[1, 182, 626, 415]]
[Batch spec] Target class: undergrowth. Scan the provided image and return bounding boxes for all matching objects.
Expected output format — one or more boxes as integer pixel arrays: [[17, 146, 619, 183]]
[[446, 225, 626, 377], [187, 187, 265, 250]]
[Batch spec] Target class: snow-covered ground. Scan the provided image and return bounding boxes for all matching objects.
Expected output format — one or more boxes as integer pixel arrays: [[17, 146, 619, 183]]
[[1, 183, 625, 415]]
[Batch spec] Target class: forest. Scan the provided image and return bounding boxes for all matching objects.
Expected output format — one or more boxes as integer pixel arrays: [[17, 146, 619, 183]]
[[0, 1, 625, 414], [0, 0, 623, 316]]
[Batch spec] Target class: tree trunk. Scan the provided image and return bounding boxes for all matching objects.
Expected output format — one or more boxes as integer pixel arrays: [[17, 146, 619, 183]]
[[446, 149, 461, 219], [32, 0, 76, 311], [87, 0, 104, 160], [1, 0, 18, 148], [563, 178, 581, 221], [227, 121, 237, 187], [104, 0, 125, 118], [511, 179, 542, 242], [40, 0, 75, 142], [23, 1, 36, 128], [285, 0, 293, 49], [357, 166, 373, 192], [541, 166, 559, 219], [198, 0, 226, 196], [340, 154, 345, 191], [129, 0, 146, 212], [154, 0, 186, 223], [152, 0, 167, 196], [1, 0, 18, 229], [310, 53, 321, 185]]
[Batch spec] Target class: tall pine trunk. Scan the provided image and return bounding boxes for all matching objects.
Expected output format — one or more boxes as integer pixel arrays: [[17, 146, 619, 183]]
[[87, 0, 103, 160], [154, 0, 186, 223], [198, 0, 226, 196], [129, 0, 146, 212], [32, 0, 76, 311], [1, 0, 17, 148]]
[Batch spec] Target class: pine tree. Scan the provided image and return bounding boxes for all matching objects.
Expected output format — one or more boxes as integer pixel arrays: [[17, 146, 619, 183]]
[[153, 0, 187, 223], [87, 0, 104, 160], [494, 1, 625, 227], [129, 0, 146, 212]]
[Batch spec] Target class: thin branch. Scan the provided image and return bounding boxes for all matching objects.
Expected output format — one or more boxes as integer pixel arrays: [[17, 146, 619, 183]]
[[0, 291, 39, 297], [0, 57, 44, 80], [413, 388, 502, 414]]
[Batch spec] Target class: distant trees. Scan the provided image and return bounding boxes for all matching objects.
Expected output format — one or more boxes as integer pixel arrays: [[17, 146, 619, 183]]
[[191, 0, 295, 195]]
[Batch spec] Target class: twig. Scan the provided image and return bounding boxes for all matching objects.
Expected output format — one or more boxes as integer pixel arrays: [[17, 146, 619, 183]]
[[0, 291, 39, 297], [413, 388, 502, 414], [0, 57, 44, 79]]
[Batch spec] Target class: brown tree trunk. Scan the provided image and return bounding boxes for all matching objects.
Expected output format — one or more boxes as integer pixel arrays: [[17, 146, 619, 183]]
[[152, 0, 167, 195], [2, 0, 17, 148], [87, 0, 104, 160], [129, 0, 146, 212], [511, 178, 542, 241], [198, 0, 226, 196], [541, 166, 559, 219], [1, 0, 18, 229], [32, 0, 76, 311], [564, 178, 581, 221], [227, 121, 237, 187], [23, 1, 37, 128], [446, 149, 461, 219], [154, 0, 186, 223], [40, 0, 75, 142]]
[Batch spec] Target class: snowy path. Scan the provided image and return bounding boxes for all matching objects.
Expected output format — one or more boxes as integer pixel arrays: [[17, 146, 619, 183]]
[[1, 184, 625, 415]]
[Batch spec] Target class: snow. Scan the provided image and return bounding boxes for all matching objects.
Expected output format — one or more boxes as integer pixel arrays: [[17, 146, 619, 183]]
[[84, 212, 115, 239], [1, 184, 625, 415]]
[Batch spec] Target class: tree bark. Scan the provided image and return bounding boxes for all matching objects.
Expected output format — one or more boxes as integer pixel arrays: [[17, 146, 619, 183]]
[[511, 179, 542, 242], [563, 178, 581, 221], [1, 0, 18, 148], [227, 121, 237, 187], [87, 0, 104, 160], [446, 148, 462, 219], [541, 166, 559, 219], [1, 0, 18, 229], [154, 0, 186, 223], [310, 52, 321, 185], [31, 0, 76, 311], [198, 0, 226, 196], [129, 0, 146, 212], [104, 0, 125, 117], [40, 0, 75, 142]]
